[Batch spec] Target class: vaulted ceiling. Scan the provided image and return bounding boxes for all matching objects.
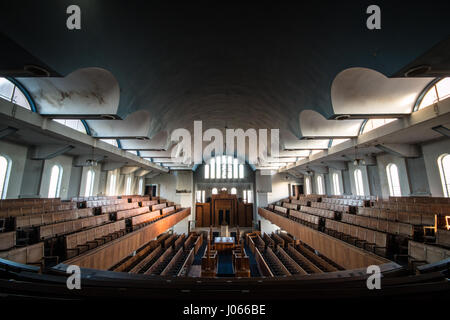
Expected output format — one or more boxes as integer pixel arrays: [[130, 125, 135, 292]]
[[0, 1, 449, 170]]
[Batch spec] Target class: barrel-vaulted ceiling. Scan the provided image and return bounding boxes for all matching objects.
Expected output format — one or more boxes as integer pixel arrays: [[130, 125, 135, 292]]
[[0, 1, 449, 169]]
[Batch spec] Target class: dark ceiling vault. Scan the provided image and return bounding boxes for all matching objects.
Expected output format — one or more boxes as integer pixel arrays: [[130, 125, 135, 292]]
[[0, 1, 449, 142]]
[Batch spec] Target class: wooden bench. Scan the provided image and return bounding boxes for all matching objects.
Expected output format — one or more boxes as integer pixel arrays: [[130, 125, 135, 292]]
[[436, 229, 450, 247], [116, 206, 150, 220], [15, 208, 94, 229], [273, 205, 288, 216], [0, 242, 44, 265], [0, 231, 16, 250], [151, 203, 167, 211], [162, 206, 175, 215], [289, 210, 320, 228], [38, 213, 110, 239], [282, 202, 298, 210], [300, 205, 335, 219], [64, 220, 126, 257], [101, 202, 139, 214], [131, 210, 161, 227]]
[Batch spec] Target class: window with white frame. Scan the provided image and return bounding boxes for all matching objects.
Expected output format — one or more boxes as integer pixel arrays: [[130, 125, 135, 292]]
[[48, 165, 62, 198], [204, 164, 210, 179], [84, 169, 95, 197], [418, 78, 450, 110], [243, 190, 252, 203], [125, 176, 132, 195], [204, 155, 245, 179], [438, 154, 450, 197], [0, 78, 31, 110], [53, 119, 87, 134], [316, 175, 324, 195], [231, 187, 237, 195], [109, 172, 117, 196], [0, 155, 11, 199], [196, 190, 206, 203], [332, 173, 341, 195], [354, 169, 364, 196], [138, 178, 144, 196], [386, 163, 402, 196], [305, 176, 311, 195]]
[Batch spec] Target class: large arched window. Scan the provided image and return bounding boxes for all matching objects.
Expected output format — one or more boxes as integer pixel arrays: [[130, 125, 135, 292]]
[[316, 175, 324, 195], [108, 172, 117, 196], [305, 176, 311, 195], [0, 155, 11, 199], [0, 78, 32, 110], [205, 156, 244, 180], [139, 178, 144, 196], [332, 173, 341, 195], [125, 176, 132, 195], [386, 163, 401, 196], [417, 78, 450, 110], [354, 169, 364, 196], [84, 169, 95, 197], [48, 165, 62, 198], [212, 188, 218, 195], [53, 119, 87, 134], [204, 164, 210, 179], [438, 154, 450, 197], [361, 118, 396, 134]]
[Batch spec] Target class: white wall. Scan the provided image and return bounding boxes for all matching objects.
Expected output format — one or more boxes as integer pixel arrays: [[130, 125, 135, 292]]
[[267, 173, 300, 204], [376, 153, 410, 199], [347, 162, 370, 196], [0, 140, 27, 198], [422, 138, 450, 197], [39, 154, 73, 199], [327, 168, 344, 195]]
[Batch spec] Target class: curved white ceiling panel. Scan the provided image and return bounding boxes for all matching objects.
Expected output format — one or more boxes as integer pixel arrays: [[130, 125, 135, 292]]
[[119, 130, 170, 150], [87, 110, 151, 139], [18, 67, 120, 118], [331, 67, 433, 116], [299, 110, 363, 138]]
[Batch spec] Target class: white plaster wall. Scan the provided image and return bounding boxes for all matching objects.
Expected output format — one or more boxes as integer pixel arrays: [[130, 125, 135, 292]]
[[0, 140, 27, 199], [39, 154, 73, 199], [422, 138, 450, 197], [260, 216, 280, 234], [376, 153, 411, 199], [267, 173, 300, 204], [347, 163, 370, 196]]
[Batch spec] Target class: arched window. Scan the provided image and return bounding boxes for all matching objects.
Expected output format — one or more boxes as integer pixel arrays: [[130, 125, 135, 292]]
[[125, 176, 132, 195], [139, 178, 144, 195], [85, 169, 95, 197], [316, 175, 324, 195], [233, 158, 238, 178], [243, 190, 252, 203], [212, 188, 218, 195], [354, 169, 364, 196], [231, 187, 237, 195], [48, 165, 62, 198], [332, 173, 341, 195], [239, 164, 244, 179], [210, 158, 215, 179], [305, 176, 311, 195], [386, 163, 401, 196], [0, 78, 32, 110], [361, 119, 396, 134], [417, 78, 450, 110], [438, 154, 450, 197], [53, 119, 87, 134], [0, 155, 11, 199], [204, 164, 210, 179], [216, 156, 221, 179], [108, 172, 117, 196], [100, 139, 119, 147]]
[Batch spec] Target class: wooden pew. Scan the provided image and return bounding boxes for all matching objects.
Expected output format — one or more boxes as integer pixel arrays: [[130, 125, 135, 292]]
[[38, 214, 110, 240], [128, 245, 163, 273], [131, 210, 161, 228], [292, 244, 338, 272], [0, 242, 44, 265], [116, 206, 150, 220], [0, 231, 16, 250], [15, 208, 94, 229], [151, 203, 167, 211], [274, 245, 308, 275]]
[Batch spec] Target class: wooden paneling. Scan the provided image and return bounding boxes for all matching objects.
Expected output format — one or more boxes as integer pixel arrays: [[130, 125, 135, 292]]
[[258, 208, 390, 269], [62, 208, 191, 270]]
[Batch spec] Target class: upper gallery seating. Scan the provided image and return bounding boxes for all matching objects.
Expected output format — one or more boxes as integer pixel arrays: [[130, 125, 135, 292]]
[[0, 195, 186, 266], [265, 194, 450, 264]]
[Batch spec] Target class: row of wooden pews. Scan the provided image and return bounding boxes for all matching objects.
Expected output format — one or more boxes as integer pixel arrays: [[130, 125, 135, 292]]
[[0, 195, 187, 269]]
